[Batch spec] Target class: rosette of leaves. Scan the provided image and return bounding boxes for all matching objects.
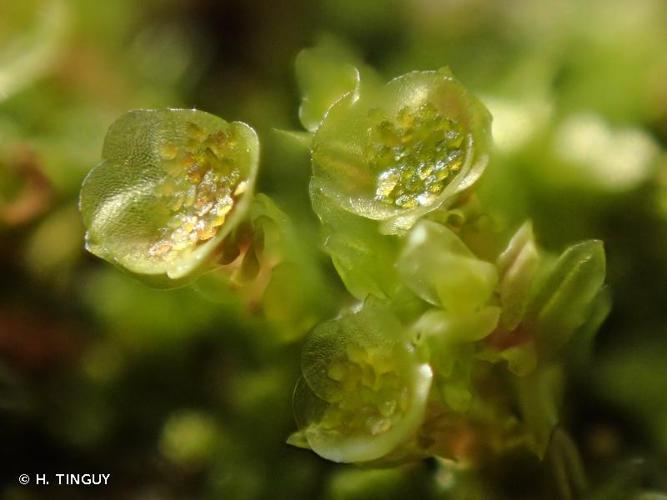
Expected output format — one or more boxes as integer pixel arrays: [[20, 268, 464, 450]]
[[394, 220, 609, 459], [397, 220, 500, 408], [290, 298, 433, 463], [487, 222, 609, 455], [307, 63, 492, 233], [80, 109, 259, 284]]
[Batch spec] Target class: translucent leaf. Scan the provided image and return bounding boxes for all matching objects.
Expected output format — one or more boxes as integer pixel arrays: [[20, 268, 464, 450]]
[[412, 307, 498, 411], [296, 37, 361, 132], [311, 68, 492, 234], [295, 298, 432, 463], [497, 221, 540, 330], [397, 220, 497, 313], [526, 240, 606, 356], [413, 307, 500, 346], [79, 109, 259, 283], [249, 193, 293, 265], [311, 184, 400, 299], [291, 376, 327, 433], [565, 287, 611, 370]]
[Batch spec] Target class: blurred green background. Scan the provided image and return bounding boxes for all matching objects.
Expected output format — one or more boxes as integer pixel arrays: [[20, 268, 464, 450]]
[[1, 0, 667, 498]]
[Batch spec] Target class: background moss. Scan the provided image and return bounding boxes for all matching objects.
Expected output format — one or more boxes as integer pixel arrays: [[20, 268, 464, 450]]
[[1, 0, 667, 498]]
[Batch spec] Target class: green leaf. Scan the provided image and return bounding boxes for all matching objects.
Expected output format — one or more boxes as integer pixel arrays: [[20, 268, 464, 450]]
[[295, 298, 432, 463], [411, 307, 498, 411], [310, 68, 492, 234], [414, 307, 500, 346], [296, 37, 361, 132], [397, 220, 497, 313], [311, 184, 400, 300], [496, 221, 540, 330], [565, 287, 611, 370], [79, 109, 259, 283], [526, 240, 606, 356]]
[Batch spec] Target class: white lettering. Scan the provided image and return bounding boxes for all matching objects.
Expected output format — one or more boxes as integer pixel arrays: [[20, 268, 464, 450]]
[[51, 473, 111, 486]]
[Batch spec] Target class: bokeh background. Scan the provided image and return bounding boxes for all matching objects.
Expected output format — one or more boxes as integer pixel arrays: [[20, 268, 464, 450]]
[[2, 0, 667, 499]]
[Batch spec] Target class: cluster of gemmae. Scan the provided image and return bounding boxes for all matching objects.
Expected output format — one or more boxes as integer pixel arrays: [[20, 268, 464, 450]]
[[369, 103, 466, 209], [148, 121, 248, 260], [318, 342, 410, 438]]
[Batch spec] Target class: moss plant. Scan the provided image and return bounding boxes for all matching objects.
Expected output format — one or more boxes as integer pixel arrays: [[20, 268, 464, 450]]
[[79, 42, 609, 493]]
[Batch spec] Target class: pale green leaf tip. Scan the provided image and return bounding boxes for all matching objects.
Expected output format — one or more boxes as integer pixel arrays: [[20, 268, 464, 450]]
[[296, 37, 361, 132], [272, 128, 313, 150], [286, 431, 310, 449]]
